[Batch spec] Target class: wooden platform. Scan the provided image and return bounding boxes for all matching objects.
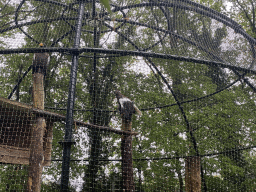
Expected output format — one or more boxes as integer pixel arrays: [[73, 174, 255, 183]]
[[0, 145, 30, 165], [0, 97, 137, 166], [0, 97, 53, 166]]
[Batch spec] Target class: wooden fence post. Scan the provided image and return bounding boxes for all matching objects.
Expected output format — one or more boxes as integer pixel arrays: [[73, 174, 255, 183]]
[[28, 50, 48, 191], [185, 156, 201, 192], [121, 119, 135, 192]]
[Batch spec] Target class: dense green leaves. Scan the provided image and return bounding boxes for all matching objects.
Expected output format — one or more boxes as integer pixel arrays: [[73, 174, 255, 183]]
[[1, 0, 256, 191], [99, 0, 112, 14]]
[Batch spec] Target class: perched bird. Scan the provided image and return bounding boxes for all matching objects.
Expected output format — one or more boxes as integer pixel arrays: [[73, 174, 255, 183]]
[[32, 43, 50, 76], [114, 90, 142, 122]]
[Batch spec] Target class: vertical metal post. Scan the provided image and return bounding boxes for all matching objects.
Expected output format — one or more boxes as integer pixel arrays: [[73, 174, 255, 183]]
[[60, 1, 85, 191]]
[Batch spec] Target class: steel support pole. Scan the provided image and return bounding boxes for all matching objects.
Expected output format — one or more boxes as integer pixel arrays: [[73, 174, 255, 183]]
[[60, 1, 85, 191]]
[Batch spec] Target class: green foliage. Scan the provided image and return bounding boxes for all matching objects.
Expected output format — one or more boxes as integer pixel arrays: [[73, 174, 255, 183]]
[[227, 0, 256, 38], [99, 0, 112, 14], [1, 0, 256, 191], [0, 165, 28, 191], [41, 181, 76, 192]]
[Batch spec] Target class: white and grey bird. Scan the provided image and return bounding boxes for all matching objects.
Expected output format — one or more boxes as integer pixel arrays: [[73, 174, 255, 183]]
[[32, 43, 50, 76], [114, 90, 142, 122]]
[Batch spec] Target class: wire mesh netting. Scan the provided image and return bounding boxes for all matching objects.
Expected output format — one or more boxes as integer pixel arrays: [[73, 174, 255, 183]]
[[1, 0, 256, 191]]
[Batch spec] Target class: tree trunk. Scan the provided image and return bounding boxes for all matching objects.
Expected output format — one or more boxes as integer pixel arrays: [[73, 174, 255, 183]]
[[185, 156, 201, 192]]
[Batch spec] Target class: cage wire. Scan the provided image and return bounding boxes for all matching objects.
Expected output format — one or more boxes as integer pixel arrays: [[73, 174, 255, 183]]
[[0, 0, 256, 191]]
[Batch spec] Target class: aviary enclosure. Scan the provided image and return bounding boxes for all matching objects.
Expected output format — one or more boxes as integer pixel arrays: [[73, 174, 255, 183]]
[[0, 0, 256, 191]]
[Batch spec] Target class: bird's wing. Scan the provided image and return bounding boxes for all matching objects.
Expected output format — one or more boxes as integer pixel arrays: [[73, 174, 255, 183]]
[[120, 97, 142, 116], [133, 103, 142, 116], [47, 53, 50, 65], [122, 100, 135, 121], [119, 97, 131, 108]]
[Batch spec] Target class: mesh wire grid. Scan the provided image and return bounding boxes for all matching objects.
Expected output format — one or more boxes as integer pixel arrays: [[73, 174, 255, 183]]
[[1, 0, 256, 191]]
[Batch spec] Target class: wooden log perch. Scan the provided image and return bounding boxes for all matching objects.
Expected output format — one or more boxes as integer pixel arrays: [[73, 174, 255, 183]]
[[43, 121, 54, 166], [28, 117, 46, 192], [185, 156, 201, 192], [31, 108, 138, 136], [0, 96, 137, 136], [28, 58, 47, 191], [32, 73, 44, 110], [121, 119, 135, 192]]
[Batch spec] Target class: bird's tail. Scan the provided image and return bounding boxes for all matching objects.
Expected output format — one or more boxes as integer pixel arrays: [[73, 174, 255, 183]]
[[134, 104, 142, 116]]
